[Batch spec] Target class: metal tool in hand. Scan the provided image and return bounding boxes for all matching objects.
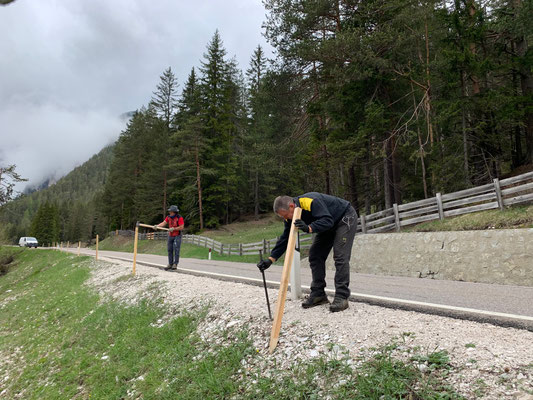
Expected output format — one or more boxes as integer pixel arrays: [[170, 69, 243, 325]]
[[259, 252, 272, 320]]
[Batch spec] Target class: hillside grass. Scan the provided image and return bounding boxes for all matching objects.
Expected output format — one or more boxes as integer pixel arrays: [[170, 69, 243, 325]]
[[407, 204, 533, 232], [200, 214, 284, 244], [0, 247, 464, 399]]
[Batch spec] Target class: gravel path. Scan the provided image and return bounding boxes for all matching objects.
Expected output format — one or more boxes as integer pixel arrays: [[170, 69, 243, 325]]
[[87, 257, 533, 399]]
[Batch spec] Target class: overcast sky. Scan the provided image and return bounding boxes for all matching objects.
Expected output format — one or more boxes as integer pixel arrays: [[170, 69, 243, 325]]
[[0, 0, 273, 192]]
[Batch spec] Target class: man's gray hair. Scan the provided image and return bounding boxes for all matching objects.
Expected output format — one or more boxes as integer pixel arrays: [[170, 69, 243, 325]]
[[273, 195, 294, 213]]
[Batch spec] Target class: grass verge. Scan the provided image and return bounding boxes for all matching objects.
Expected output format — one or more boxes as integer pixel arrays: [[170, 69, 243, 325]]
[[0, 248, 464, 399], [0, 248, 252, 399], [407, 204, 533, 232]]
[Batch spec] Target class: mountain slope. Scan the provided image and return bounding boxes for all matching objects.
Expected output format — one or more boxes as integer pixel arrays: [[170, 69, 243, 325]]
[[0, 145, 114, 243]]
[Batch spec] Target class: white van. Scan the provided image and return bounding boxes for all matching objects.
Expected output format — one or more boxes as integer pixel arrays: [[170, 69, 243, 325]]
[[18, 237, 39, 248]]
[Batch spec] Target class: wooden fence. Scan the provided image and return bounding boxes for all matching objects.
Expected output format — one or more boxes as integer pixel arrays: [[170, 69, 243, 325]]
[[109, 170, 533, 254], [108, 229, 313, 256], [359, 170, 533, 233]]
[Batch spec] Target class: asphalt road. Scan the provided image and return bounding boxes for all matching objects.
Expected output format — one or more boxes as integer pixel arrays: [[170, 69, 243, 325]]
[[61, 247, 533, 330]]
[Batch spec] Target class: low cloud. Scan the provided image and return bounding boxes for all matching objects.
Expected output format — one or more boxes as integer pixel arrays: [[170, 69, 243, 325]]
[[0, 103, 125, 190], [0, 0, 272, 193]]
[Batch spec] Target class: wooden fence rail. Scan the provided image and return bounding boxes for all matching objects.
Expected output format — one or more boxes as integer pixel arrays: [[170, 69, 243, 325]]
[[359, 170, 533, 233], [109, 171, 533, 255]]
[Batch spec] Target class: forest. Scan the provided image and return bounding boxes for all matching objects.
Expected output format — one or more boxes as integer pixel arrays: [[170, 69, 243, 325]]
[[1, 0, 532, 243]]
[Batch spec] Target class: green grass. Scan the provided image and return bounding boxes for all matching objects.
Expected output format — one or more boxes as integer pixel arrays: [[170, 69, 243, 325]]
[[200, 214, 284, 244], [407, 204, 533, 232], [0, 248, 253, 399], [0, 248, 465, 399], [251, 345, 464, 399]]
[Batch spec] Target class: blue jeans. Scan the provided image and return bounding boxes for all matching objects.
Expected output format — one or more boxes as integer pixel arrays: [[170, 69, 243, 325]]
[[167, 235, 182, 265]]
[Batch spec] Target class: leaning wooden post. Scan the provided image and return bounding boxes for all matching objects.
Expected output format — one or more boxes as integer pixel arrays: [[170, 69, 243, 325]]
[[269, 207, 302, 354], [95, 234, 99, 261], [132, 223, 139, 275], [77, 241, 81, 256]]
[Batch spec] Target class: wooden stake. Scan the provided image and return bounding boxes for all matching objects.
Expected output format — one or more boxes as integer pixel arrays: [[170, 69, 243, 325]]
[[138, 223, 169, 231], [77, 241, 81, 256], [269, 207, 302, 353], [133, 225, 139, 275], [96, 234, 99, 261]]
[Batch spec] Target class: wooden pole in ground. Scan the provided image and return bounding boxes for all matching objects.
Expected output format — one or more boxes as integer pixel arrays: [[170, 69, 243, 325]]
[[269, 207, 302, 354], [133, 224, 139, 275], [67, 241, 70, 249], [77, 241, 81, 256], [96, 234, 99, 261]]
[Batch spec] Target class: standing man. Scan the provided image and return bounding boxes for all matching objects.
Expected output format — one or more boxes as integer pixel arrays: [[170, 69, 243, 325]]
[[157, 205, 184, 271], [257, 193, 358, 312]]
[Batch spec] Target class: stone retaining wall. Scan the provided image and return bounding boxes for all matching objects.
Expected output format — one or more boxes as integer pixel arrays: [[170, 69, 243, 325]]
[[301, 229, 533, 286]]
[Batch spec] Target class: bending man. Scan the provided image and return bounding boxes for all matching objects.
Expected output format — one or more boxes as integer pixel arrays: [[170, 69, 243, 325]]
[[257, 193, 358, 312]]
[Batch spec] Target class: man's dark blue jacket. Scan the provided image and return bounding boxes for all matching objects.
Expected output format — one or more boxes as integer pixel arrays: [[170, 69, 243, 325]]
[[270, 192, 351, 260]]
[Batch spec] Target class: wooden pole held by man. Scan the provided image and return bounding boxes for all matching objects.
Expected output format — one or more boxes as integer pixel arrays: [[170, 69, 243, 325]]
[[269, 207, 302, 353]]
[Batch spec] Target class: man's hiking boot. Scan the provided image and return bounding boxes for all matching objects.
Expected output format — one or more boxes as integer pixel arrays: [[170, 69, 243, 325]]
[[329, 297, 349, 313], [171, 264, 178, 270], [302, 295, 329, 309], [164, 264, 173, 271]]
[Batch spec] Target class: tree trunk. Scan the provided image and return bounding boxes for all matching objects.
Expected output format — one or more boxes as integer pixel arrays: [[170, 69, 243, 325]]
[[323, 143, 331, 194], [348, 164, 359, 213], [515, 37, 533, 163], [383, 153, 391, 209], [195, 140, 204, 230], [391, 135, 402, 204], [163, 171, 167, 217], [254, 169, 259, 220], [460, 71, 470, 185]]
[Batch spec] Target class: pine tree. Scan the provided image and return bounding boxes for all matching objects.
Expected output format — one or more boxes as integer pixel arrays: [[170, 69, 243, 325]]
[[150, 67, 179, 215], [199, 31, 244, 226]]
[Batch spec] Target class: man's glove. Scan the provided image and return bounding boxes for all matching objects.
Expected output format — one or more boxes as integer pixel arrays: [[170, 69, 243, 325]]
[[294, 219, 310, 233], [257, 259, 272, 272], [169, 227, 175, 232]]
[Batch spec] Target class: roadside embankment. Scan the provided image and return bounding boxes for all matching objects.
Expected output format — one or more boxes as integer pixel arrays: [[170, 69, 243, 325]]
[[303, 229, 533, 286]]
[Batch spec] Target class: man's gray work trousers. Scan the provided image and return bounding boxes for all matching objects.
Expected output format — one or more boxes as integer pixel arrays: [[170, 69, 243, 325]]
[[308, 206, 358, 299]]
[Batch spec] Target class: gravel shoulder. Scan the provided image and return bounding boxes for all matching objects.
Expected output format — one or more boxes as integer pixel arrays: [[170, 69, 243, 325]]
[[87, 256, 533, 400]]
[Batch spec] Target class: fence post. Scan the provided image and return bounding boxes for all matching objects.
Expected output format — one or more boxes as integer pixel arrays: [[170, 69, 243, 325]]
[[263, 238, 267, 255], [220, 243, 224, 255], [77, 241, 80, 256], [493, 178, 504, 211], [393, 204, 400, 232], [436, 193, 444, 220], [360, 215, 367, 234], [239, 243, 243, 256], [95, 235, 99, 260]]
